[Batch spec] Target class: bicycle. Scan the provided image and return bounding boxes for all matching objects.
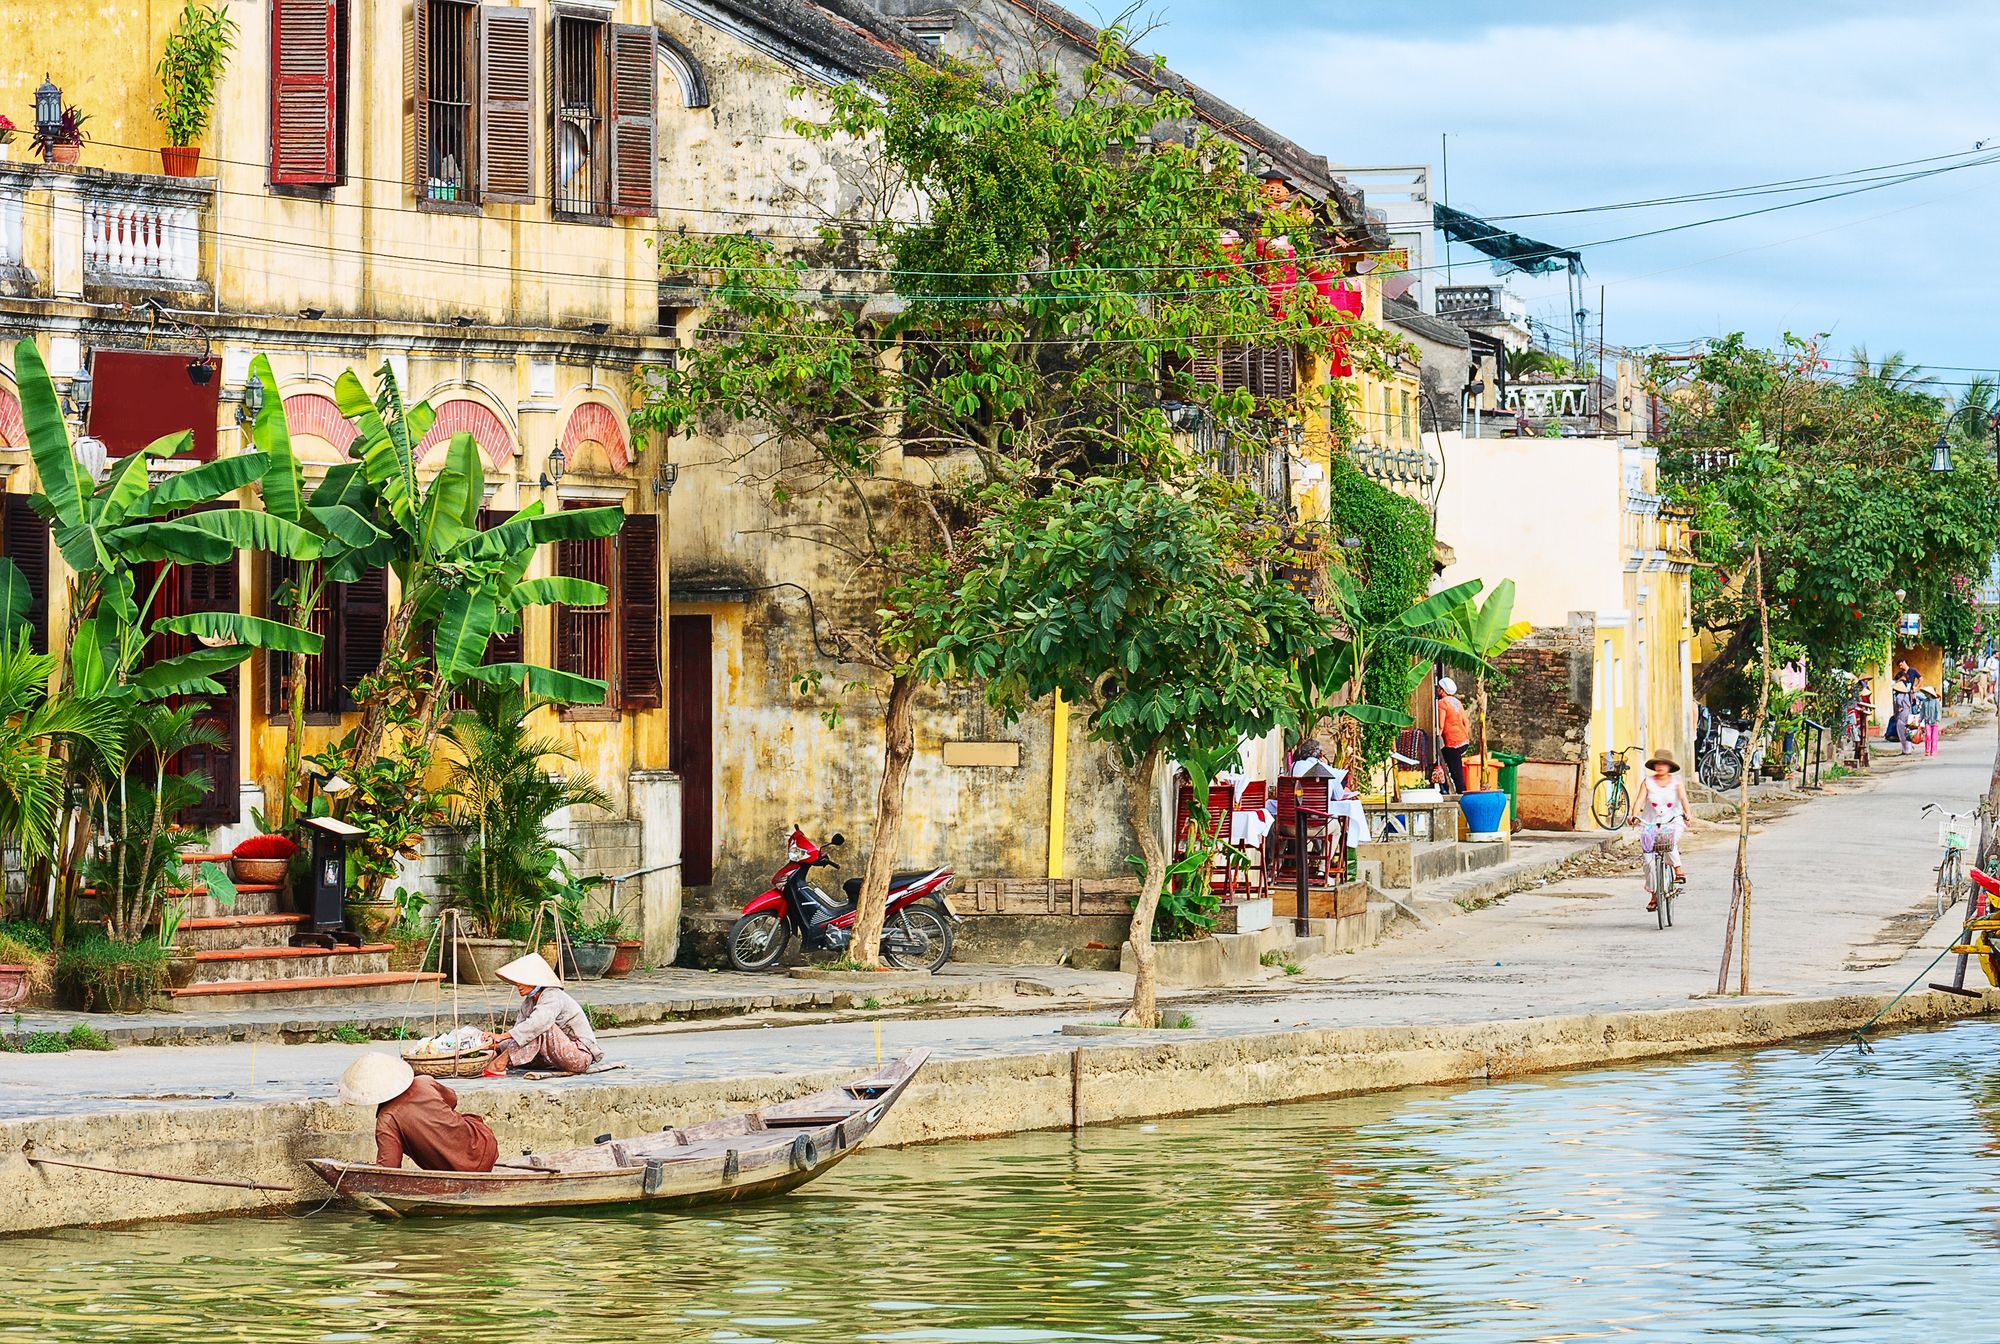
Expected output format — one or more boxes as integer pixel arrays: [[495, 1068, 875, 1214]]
[[1695, 709, 1744, 790], [1638, 824, 1681, 929], [1590, 747, 1636, 831], [1924, 802, 1985, 919]]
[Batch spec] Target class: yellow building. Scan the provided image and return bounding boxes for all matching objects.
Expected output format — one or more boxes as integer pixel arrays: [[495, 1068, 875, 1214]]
[[0, 0, 683, 972]]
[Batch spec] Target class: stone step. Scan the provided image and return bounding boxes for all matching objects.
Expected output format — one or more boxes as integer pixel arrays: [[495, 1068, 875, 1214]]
[[173, 884, 290, 919], [189, 943, 392, 984], [166, 970, 444, 1012], [175, 913, 311, 952]]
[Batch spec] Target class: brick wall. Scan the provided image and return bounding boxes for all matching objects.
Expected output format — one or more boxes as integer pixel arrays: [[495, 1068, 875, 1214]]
[[1486, 625, 1595, 763]]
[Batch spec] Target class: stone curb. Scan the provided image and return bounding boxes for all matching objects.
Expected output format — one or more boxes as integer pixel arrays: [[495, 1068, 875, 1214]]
[[2, 985, 1987, 1235]]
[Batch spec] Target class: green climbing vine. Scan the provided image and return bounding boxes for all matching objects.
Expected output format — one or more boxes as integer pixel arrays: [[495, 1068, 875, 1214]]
[[1328, 456, 1436, 768]]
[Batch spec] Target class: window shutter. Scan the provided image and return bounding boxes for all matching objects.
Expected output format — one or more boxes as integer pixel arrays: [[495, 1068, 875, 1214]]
[[271, 0, 338, 184], [410, 0, 431, 197], [608, 24, 657, 217], [478, 6, 534, 203], [3, 494, 49, 654], [553, 531, 611, 684], [334, 567, 388, 709], [478, 510, 524, 663], [1190, 343, 1220, 389], [1217, 342, 1248, 395], [619, 514, 660, 708]]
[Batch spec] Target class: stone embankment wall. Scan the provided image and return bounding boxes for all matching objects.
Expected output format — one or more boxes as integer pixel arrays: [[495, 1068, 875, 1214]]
[[0, 990, 1985, 1235]]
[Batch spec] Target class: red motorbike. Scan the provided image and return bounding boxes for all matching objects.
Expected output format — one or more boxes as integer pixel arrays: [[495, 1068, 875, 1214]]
[[726, 827, 959, 973]]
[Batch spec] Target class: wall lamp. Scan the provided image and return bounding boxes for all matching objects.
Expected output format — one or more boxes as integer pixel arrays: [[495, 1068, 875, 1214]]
[[540, 445, 567, 488], [235, 375, 265, 428], [653, 461, 679, 499], [64, 366, 92, 419]]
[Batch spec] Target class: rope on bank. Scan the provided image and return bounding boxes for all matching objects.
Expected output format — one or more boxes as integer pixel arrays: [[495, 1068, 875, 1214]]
[[21, 1144, 295, 1193], [1814, 945, 1957, 1065]]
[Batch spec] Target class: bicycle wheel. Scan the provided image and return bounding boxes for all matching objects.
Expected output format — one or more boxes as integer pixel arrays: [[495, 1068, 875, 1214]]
[[1707, 747, 1743, 790], [1663, 872, 1678, 928], [1654, 855, 1669, 929], [1590, 776, 1626, 831]]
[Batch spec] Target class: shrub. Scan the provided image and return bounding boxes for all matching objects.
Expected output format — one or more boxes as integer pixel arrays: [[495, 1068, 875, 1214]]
[[55, 934, 168, 1010], [64, 1023, 113, 1051]]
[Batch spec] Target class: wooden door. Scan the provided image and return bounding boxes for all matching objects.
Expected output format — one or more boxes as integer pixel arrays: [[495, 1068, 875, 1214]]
[[668, 614, 713, 886]]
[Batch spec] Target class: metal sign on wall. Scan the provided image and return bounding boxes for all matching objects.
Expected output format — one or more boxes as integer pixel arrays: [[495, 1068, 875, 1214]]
[[84, 350, 221, 461]]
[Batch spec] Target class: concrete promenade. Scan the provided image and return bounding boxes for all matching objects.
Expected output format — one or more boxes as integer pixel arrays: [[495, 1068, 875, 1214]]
[[3, 714, 1994, 1231]]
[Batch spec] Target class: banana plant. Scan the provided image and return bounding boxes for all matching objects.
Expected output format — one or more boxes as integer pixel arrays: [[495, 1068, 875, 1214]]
[[330, 362, 625, 766], [1303, 570, 1485, 748], [1438, 578, 1534, 769]]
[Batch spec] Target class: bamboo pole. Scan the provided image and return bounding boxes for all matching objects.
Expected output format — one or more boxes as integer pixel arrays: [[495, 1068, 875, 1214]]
[[1717, 544, 1772, 995]]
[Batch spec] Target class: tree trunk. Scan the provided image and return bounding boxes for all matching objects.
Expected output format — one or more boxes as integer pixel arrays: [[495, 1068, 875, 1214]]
[[1717, 544, 1772, 995], [1121, 743, 1167, 1028], [1475, 674, 1490, 778], [851, 672, 917, 970]]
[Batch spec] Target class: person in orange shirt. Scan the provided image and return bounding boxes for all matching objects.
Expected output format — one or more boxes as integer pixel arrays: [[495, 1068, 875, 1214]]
[[1436, 676, 1472, 793]]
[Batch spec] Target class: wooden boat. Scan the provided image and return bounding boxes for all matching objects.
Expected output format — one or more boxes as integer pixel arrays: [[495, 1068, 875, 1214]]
[[307, 1049, 928, 1217]]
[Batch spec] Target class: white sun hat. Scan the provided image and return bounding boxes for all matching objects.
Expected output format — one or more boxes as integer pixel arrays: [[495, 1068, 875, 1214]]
[[1437, 676, 1457, 695], [495, 951, 562, 989], [338, 1052, 416, 1107]]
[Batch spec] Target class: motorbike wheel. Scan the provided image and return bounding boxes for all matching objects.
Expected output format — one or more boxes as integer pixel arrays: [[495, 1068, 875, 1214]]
[[727, 911, 790, 972], [881, 905, 954, 974]]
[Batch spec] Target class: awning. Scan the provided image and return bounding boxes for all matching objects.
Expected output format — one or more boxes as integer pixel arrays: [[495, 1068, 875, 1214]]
[[1433, 203, 1583, 277]]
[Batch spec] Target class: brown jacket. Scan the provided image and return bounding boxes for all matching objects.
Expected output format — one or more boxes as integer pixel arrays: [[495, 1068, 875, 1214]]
[[375, 1075, 499, 1172]]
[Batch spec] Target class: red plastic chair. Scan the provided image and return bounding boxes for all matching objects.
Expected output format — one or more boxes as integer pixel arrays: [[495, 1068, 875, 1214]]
[[1233, 781, 1270, 895]]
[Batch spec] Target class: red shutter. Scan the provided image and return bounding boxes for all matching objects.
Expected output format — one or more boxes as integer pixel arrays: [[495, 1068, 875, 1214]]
[[619, 514, 660, 708], [478, 5, 534, 203], [608, 23, 656, 217], [479, 510, 524, 663], [3, 494, 49, 654], [410, 0, 431, 197], [334, 566, 388, 709], [271, 0, 338, 184]]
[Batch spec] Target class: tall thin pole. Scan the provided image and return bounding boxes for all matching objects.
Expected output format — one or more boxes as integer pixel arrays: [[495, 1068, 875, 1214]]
[[1440, 133, 1452, 286]]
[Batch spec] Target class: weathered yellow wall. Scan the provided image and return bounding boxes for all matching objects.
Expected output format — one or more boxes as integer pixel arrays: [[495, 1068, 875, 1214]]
[[0, 2, 181, 178]]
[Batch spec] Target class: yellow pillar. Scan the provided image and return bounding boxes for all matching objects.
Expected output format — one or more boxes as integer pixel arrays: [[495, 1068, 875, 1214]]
[[1047, 692, 1068, 879]]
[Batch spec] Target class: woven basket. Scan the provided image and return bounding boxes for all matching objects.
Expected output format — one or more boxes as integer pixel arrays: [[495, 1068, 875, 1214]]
[[405, 1048, 496, 1079], [232, 856, 290, 885]]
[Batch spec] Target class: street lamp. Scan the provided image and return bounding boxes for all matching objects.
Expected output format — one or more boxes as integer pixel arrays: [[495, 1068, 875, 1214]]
[[34, 76, 62, 163], [1930, 404, 2000, 476]]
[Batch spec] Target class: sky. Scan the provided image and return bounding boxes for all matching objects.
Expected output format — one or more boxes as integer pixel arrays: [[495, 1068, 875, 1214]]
[[1122, 0, 2000, 394]]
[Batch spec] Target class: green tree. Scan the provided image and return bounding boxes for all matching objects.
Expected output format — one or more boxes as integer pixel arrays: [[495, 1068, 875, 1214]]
[[922, 475, 1326, 1026], [1437, 579, 1533, 768], [635, 32, 1399, 966], [1325, 458, 1440, 769]]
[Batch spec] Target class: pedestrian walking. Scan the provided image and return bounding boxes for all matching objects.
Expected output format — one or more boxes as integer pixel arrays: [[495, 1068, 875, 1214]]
[[1890, 685, 1914, 755], [1918, 685, 1943, 756], [1436, 677, 1471, 794]]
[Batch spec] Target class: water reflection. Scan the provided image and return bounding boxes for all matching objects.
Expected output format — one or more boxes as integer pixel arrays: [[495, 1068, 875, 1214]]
[[7, 1021, 2000, 1341]]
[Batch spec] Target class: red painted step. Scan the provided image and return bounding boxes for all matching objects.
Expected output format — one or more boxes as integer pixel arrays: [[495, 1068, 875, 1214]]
[[192, 942, 394, 963], [168, 971, 443, 998], [178, 913, 308, 932]]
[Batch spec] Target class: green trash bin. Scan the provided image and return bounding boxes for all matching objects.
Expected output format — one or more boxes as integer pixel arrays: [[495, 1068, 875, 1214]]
[[1494, 752, 1527, 830]]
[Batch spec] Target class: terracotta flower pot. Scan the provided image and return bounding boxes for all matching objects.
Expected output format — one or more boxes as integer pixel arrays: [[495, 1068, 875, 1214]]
[[165, 952, 198, 991], [49, 143, 80, 166], [232, 857, 290, 886], [603, 938, 643, 978], [0, 964, 27, 1010], [344, 899, 397, 944], [159, 145, 201, 177]]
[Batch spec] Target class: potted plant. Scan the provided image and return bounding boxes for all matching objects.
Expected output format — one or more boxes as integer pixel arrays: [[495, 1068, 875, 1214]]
[[565, 913, 623, 980], [1440, 580, 1533, 838], [604, 933, 644, 978], [55, 934, 168, 1012], [153, 0, 237, 177], [0, 114, 15, 162], [31, 103, 89, 166], [231, 832, 296, 887], [158, 897, 198, 990]]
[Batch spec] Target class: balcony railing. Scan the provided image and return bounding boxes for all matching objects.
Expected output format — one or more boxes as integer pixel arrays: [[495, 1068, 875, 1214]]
[[1500, 379, 1592, 420], [0, 163, 213, 298]]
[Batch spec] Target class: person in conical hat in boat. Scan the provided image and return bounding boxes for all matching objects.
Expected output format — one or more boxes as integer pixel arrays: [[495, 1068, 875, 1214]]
[[481, 952, 603, 1076], [337, 1052, 498, 1172]]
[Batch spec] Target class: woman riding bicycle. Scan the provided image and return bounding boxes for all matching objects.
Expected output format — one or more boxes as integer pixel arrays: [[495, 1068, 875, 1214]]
[[1627, 749, 1694, 911]]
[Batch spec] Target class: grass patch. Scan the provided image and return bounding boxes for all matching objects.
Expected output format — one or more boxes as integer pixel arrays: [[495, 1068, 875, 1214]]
[[1, 1022, 114, 1053], [1160, 1010, 1197, 1029], [861, 995, 881, 1010], [64, 1022, 114, 1051], [1258, 950, 1285, 967], [1281, 961, 1304, 976], [585, 1005, 620, 1031]]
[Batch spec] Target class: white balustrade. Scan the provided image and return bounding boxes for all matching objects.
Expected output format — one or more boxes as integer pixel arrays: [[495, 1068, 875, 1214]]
[[83, 191, 201, 283], [0, 183, 20, 270], [1501, 381, 1593, 420]]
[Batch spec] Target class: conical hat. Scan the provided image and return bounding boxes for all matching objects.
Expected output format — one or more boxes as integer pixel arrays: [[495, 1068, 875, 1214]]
[[337, 1052, 415, 1106], [495, 951, 562, 989]]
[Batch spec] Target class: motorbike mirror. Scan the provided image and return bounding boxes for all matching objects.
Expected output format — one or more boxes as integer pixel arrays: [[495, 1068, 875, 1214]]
[[830, 833, 846, 847]]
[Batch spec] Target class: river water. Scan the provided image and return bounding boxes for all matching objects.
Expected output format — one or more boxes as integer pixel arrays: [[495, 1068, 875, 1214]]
[[6, 1020, 1999, 1342]]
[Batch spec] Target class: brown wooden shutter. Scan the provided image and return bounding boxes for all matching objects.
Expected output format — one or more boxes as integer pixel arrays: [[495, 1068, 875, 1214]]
[[608, 23, 656, 217], [1190, 343, 1220, 389], [478, 509, 524, 664], [619, 514, 660, 708], [478, 5, 534, 203], [3, 494, 49, 654], [271, 0, 339, 184], [410, 0, 431, 196], [334, 566, 388, 709], [177, 556, 241, 827], [553, 533, 610, 683]]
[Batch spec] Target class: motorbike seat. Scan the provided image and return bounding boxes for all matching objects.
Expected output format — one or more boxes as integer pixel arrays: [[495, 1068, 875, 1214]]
[[841, 870, 939, 900]]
